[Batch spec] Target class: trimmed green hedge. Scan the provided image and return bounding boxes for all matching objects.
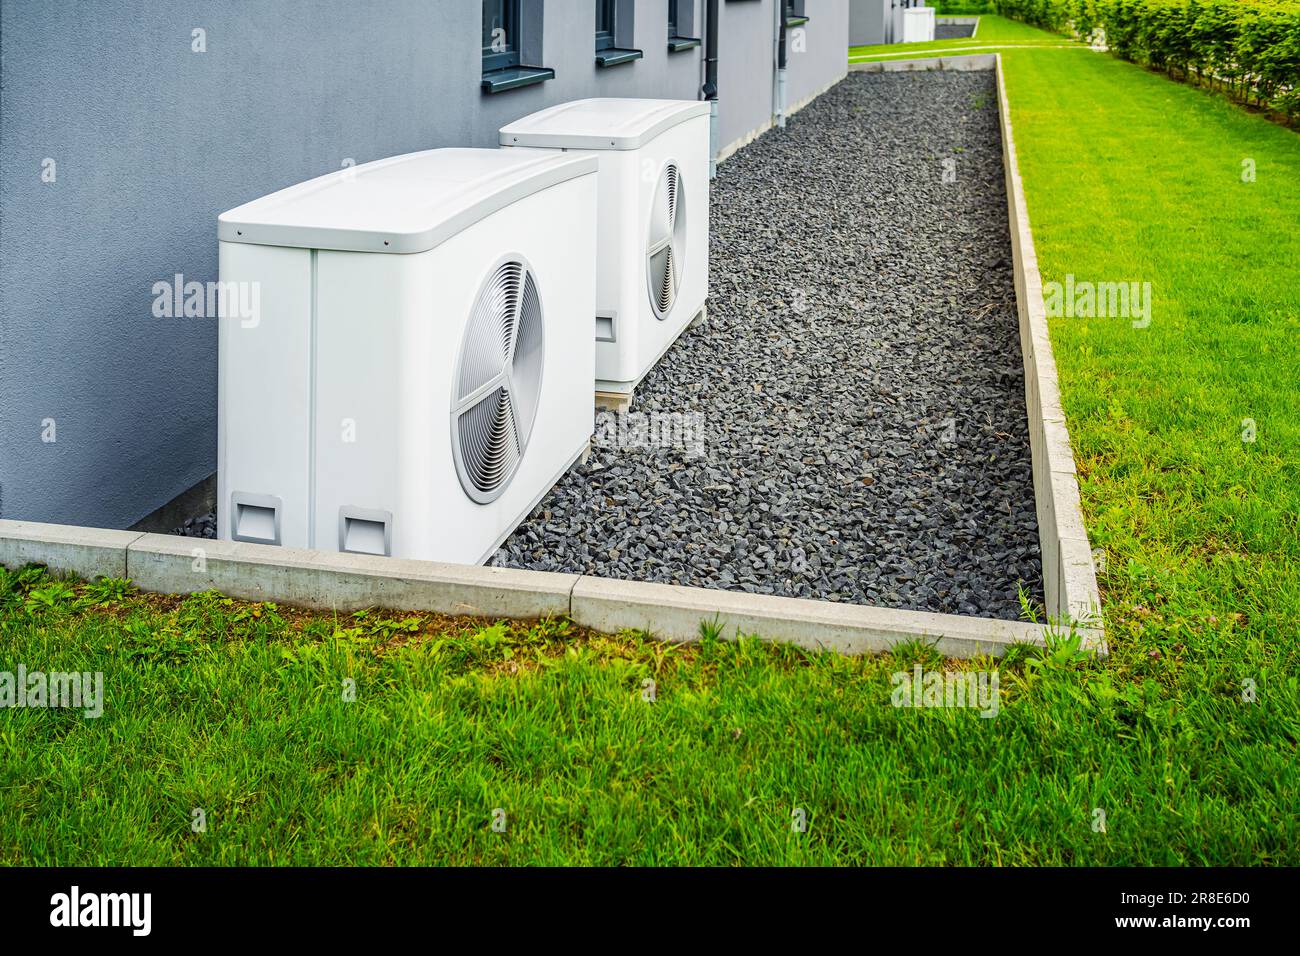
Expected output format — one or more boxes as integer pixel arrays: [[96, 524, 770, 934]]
[[996, 0, 1300, 120]]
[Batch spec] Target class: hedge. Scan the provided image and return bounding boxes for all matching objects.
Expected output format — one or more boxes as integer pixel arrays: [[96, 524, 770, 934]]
[[995, 0, 1300, 121]]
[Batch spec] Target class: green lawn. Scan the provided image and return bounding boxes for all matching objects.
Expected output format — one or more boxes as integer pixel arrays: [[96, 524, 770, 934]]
[[1, 571, 1292, 865], [850, 14, 1077, 61], [2, 33, 1297, 866]]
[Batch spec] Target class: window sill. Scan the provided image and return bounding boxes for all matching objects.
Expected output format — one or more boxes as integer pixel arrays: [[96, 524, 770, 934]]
[[481, 65, 555, 94], [668, 36, 701, 52], [785, 16, 809, 27], [595, 48, 643, 68]]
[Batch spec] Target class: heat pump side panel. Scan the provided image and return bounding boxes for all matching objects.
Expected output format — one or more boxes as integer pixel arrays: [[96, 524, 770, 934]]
[[625, 113, 710, 390], [593, 150, 642, 387], [217, 240, 313, 548], [902, 9, 935, 43]]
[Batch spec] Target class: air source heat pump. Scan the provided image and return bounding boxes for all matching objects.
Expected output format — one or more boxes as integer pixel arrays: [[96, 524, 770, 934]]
[[499, 98, 709, 405], [216, 148, 598, 564], [902, 5, 935, 43]]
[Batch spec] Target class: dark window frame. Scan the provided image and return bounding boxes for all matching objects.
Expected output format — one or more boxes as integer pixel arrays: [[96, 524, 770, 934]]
[[481, 1, 553, 94], [595, 0, 616, 52], [595, 0, 643, 67], [482, 0, 521, 73], [667, 0, 700, 51]]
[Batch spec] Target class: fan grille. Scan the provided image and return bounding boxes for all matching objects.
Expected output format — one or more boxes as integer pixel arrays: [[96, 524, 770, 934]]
[[646, 163, 687, 320], [452, 259, 544, 503]]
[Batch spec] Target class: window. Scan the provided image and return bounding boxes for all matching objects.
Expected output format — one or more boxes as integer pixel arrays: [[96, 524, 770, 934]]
[[667, 0, 700, 51], [482, 0, 519, 73], [595, 0, 616, 52], [482, 0, 554, 93], [594, 0, 643, 67], [783, 0, 809, 27]]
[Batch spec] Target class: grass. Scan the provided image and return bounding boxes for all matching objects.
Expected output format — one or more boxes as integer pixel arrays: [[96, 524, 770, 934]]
[[1, 567, 1294, 865], [999, 18, 1300, 854], [849, 15, 1079, 62], [2, 24, 1298, 866]]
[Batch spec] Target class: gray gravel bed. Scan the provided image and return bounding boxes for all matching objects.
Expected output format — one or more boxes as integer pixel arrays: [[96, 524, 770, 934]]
[[495, 70, 1043, 620], [935, 24, 977, 40], [175, 512, 217, 538]]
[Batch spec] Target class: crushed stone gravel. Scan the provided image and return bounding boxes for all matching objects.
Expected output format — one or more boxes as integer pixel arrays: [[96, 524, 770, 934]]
[[494, 70, 1044, 620], [935, 24, 977, 40]]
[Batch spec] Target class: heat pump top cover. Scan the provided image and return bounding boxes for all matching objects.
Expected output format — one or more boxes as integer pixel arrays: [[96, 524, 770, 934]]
[[499, 98, 710, 151], [218, 148, 597, 254]]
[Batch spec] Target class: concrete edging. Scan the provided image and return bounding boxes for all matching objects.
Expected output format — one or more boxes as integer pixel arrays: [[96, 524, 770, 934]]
[[124, 532, 578, 619], [850, 53, 996, 73], [572, 576, 1049, 657], [994, 55, 1104, 649], [2, 518, 1052, 659], [0, 520, 143, 583]]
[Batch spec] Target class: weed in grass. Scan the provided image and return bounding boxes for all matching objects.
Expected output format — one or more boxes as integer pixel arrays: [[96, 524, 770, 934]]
[[77, 577, 136, 608]]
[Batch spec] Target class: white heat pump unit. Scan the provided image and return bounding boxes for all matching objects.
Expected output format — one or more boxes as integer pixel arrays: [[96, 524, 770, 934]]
[[216, 148, 598, 564], [903, 5, 936, 43], [499, 98, 710, 402]]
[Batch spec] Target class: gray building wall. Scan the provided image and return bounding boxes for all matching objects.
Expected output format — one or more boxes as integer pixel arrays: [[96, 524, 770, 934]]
[[787, 0, 850, 106], [850, 0, 890, 46], [713, 0, 851, 157], [0, 0, 846, 530], [716, 0, 776, 152]]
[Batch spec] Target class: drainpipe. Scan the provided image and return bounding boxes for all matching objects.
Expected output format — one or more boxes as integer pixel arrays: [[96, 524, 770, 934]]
[[703, 0, 720, 178], [776, 2, 789, 129]]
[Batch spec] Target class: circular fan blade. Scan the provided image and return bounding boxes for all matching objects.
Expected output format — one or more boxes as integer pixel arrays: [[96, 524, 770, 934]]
[[665, 166, 679, 233], [453, 259, 546, 503], [457, 260, 522, 401], [509, 270, 544, 444], [646, 164, 687, 320]]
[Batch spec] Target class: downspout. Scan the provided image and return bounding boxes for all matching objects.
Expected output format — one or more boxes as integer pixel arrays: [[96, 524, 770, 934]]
[[703, 0, 720, 178], [776, 2, 789, 129]]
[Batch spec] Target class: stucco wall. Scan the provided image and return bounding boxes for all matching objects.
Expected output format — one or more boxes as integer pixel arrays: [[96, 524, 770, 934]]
[[787, 0, 850, 107], [0, 0, 846, 529], [715, 0, 776, 152], [850, 0, 891, 46]]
